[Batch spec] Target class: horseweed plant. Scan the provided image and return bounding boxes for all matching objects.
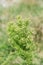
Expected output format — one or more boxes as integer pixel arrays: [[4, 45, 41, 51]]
[[7, 16, 37, 65]]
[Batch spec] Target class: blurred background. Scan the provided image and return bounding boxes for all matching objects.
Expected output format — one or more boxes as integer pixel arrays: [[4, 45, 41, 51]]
[[0, 0, 43, 65]]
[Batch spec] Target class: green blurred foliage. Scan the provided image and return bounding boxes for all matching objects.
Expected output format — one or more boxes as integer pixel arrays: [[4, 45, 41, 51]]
[[0, 0, 43, 65], [7, 16, 37, 65]]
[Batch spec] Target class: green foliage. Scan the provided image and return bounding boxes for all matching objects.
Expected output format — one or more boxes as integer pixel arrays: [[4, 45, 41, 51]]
[[7, 16, 37, 65], [0, 1, 43, 65]]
